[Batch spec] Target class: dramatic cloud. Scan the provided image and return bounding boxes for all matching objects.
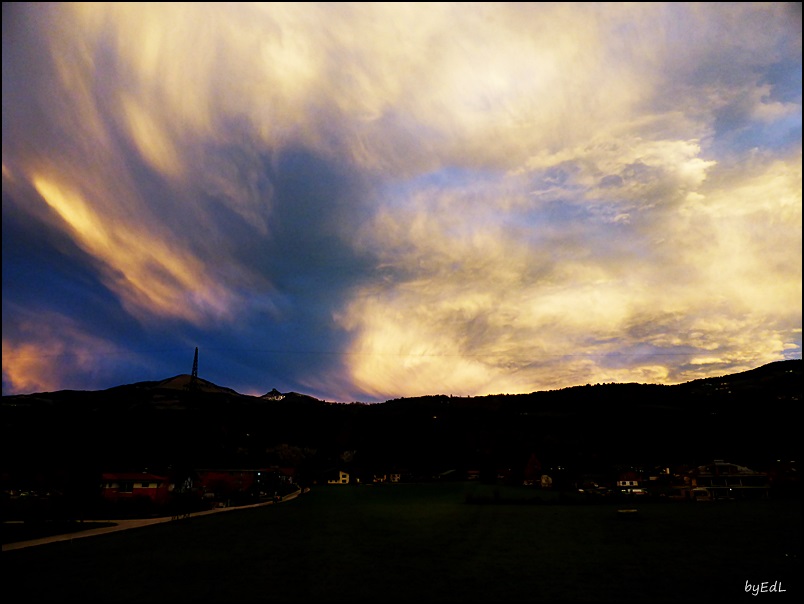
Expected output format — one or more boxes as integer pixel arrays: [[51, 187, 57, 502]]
[[2, 2, 801, 401]]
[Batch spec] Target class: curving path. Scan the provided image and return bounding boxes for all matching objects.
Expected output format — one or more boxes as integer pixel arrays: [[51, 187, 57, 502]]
[[3, 486, 305, 552]]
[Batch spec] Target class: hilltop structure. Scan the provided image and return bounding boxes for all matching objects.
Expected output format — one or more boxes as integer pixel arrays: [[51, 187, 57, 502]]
[[187, 347, 199, 392]]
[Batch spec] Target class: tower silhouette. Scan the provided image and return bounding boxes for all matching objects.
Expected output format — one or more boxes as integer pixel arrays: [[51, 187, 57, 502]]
[[188, 347, 199, 391]]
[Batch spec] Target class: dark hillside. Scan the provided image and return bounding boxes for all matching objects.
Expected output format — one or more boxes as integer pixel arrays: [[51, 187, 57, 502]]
[[2, 360, 800, 484]]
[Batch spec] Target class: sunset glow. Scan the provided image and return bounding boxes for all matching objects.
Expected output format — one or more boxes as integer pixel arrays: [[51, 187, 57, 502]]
[[3, 2, 801, 401]]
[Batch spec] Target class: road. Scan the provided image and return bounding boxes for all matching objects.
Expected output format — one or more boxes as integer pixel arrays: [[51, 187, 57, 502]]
[[2, 487, 304, 552]]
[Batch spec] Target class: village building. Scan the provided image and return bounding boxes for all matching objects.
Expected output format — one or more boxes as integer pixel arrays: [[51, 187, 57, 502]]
[[689, 460, 770, 500], [100, 472, 171, 506]]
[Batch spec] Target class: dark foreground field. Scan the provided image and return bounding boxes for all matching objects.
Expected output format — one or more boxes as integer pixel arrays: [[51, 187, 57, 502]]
[[3, 483, 800, 602]]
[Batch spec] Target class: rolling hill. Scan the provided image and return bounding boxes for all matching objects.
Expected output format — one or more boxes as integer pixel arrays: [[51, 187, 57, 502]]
[[2, 360, 800, 481]]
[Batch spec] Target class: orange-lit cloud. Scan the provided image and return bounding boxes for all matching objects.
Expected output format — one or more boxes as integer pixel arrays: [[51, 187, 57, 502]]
[[29, 174, 246, 323], [1, 310, 134, 394]]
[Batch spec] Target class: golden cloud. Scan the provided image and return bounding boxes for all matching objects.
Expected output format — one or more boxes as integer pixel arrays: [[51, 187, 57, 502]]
[[32, 174, 239, 323]]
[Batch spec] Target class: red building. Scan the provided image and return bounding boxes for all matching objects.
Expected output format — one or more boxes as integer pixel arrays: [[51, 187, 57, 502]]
[[100, 472, 171, 506]]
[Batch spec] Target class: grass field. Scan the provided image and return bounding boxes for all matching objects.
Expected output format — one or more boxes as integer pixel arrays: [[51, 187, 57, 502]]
[[3, 483, 800, 602]]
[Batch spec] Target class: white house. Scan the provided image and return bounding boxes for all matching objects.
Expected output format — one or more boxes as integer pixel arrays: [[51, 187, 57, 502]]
[[327, 470, 350, 485]]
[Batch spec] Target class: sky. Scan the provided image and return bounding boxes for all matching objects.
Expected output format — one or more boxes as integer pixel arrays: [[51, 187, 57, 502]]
[[2, 2, 801, 403]]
